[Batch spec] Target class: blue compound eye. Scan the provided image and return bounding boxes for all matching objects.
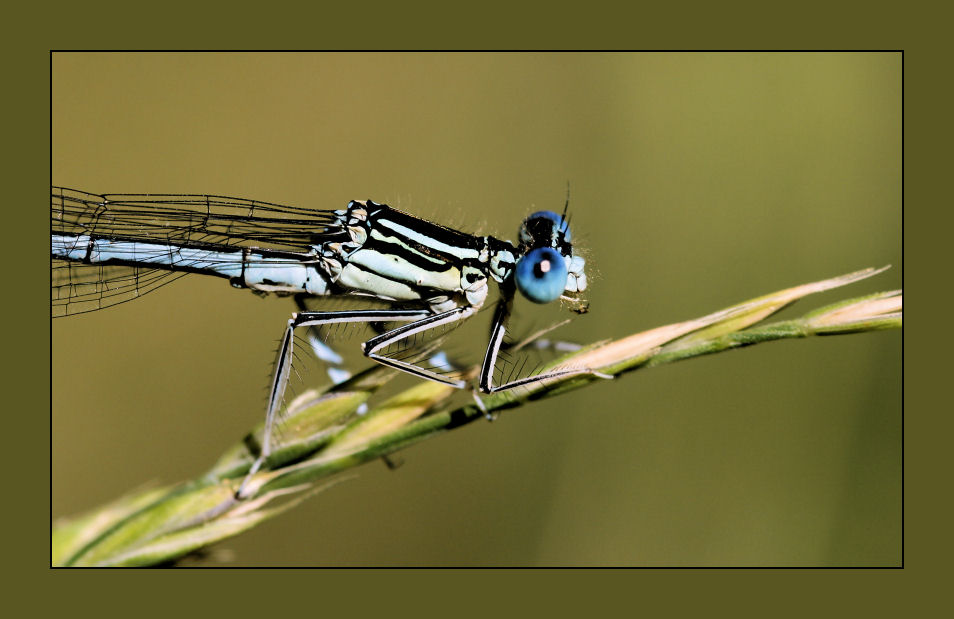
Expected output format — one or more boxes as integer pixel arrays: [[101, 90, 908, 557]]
[[515, 247, 569, 304]]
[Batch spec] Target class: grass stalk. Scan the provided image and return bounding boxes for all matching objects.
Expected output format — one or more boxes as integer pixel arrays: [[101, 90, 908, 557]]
[[52, 266, 901, 566]]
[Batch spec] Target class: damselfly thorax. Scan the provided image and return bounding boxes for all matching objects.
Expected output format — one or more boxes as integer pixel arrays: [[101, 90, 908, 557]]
[[51, 187, 604, 496]]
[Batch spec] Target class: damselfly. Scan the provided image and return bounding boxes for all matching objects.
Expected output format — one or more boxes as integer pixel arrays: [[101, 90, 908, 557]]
[[52, 186, 607, 495]]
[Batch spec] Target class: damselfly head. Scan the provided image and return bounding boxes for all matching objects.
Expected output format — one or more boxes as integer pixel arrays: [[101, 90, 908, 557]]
[[514, 211, 585, 305]]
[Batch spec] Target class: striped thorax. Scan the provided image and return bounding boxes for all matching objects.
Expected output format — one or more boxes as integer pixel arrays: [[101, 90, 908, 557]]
[[318, 199, 586, 313]]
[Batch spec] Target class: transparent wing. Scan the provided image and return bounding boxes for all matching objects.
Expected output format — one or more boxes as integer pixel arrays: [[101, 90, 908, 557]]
[[52, 186, 344, 249], [52, 187, 348, 316], [52, 262, 188, 317]]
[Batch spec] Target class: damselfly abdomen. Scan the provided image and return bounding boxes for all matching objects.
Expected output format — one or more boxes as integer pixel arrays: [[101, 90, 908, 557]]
[[51, 187, 604, 495]]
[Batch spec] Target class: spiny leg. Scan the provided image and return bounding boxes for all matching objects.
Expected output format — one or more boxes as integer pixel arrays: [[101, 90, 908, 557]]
[[235, 307, 432, 499], [294, 295, 353, 386], [362, 305, 477, 388], [477, 294, 613, 401]]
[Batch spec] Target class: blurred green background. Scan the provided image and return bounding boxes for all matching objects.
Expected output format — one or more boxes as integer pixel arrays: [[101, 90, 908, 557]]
[[52, 53, 901, 566]]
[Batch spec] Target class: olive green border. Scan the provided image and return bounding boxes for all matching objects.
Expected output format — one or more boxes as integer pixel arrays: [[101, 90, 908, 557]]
[[15, 1, 932, 614]]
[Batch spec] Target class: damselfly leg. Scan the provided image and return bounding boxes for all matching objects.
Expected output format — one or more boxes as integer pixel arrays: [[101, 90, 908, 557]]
[[240, 306, 447, 493], [479, 293, 612, 394]]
